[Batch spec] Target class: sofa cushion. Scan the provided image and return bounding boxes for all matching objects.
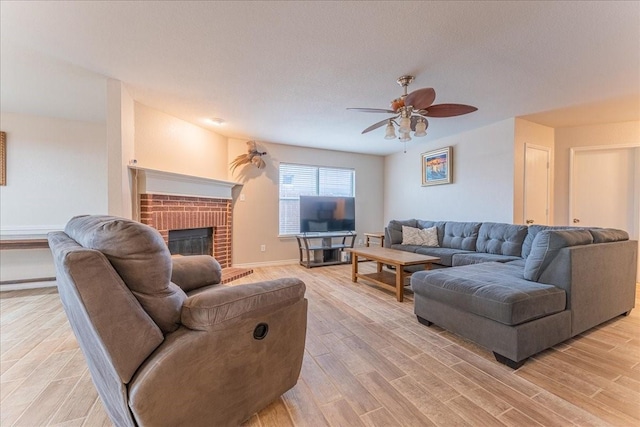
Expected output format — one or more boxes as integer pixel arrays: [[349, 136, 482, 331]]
[[505, 259, 526, 268], [387, 219, 418, 245], [171, 255, 222, 292], [411, 262, 566, 326], [452, 252, 522, 267], [402, 226, 439, 246], [414, 247, 473, 267], [589, 228, 629, 243], [522, 225, 579, 259], [442, 222, 481, 250], [65, 215, 186, 333], [476, 222, 528, 256], [390, 243, 424, 253], [524, 229, 593, 281]]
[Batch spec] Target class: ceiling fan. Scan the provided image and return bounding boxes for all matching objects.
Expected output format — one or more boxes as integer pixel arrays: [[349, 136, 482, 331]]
[[347, 75, 477, 142]]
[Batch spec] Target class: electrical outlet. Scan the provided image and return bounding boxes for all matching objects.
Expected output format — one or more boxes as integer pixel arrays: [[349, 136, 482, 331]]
[[240, 194, 246, 201], [260, 244, 266, 252], [358, 239, 363, 246]]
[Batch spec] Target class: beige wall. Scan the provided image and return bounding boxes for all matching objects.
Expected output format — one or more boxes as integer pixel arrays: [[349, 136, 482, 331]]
[[131, 105, 384, 266], [554, 121, 640, 225], [514, 119, 555, 224], [384, 119, 516, 224], [134, 103, 228, 181], [228, 138, 384, 266]]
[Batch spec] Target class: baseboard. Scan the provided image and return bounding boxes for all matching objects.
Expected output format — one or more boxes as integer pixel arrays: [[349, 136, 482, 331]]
[[232, 259, 299, 268], [0, 279, 57, 291]]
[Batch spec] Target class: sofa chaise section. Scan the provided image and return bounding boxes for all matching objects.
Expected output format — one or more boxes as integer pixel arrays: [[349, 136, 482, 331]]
[[411, 227, 637, 368]]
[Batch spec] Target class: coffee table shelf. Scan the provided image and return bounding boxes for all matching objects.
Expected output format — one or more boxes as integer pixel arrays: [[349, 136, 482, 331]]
[[345, 246, 440, 302], [356, 270, 400, 287]]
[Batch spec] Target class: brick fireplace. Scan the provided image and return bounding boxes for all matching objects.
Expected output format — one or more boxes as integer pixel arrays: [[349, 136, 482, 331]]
[[132, 167, 253, 283], [139, 194, 232, 268]]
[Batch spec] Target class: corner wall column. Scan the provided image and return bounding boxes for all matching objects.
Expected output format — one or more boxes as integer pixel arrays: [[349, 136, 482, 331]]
[[106, 79, 135, 219]]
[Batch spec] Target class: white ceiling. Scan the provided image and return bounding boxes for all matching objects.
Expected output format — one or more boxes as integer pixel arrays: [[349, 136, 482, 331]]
[[1, 1, 639, 155]]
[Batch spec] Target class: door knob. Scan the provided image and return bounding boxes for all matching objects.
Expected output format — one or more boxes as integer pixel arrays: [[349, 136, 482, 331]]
[[573, 218, 580, 224], [525, 219, 534, 225]]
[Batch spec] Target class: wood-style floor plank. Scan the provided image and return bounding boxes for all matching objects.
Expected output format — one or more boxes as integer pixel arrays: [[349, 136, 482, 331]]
[[1, 264, 638, 426], [281, 378, 331, 427]]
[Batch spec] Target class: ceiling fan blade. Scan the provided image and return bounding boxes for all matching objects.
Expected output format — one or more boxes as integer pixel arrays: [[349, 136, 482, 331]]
[[362, 117, 394, 134], [347, 108, 396, 113], [404, 88, 436, 110], [423, 104, 478, 117]]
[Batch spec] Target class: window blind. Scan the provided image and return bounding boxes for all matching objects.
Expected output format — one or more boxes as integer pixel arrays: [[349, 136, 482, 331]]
[[279, 163, 355, 235]]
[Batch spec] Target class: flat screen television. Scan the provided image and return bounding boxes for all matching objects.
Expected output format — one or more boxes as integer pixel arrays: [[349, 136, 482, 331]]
[[299, 196, 355, 233]]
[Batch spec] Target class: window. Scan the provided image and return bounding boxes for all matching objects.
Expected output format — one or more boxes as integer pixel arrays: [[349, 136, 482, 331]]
[[279, 163, 355, 235]]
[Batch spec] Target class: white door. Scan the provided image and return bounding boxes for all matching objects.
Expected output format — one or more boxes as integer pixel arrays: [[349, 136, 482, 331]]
[[570, 146, 639, 280], [524, 144, 550, 225]]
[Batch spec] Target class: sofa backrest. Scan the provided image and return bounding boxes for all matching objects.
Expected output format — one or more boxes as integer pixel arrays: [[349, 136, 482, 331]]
[[522, 225, 580, 259], [64, 215, 187, 333], [522, 225, 629, 259], [476, 222, 528, 256], [387, 219, 418, 245], [524, 229, 593, 281], [589, 228, 629, 243], [442, 222, 481, 250]]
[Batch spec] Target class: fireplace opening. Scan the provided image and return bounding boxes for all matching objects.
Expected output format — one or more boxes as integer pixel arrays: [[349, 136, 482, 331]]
[[168, 227, 213, 256]]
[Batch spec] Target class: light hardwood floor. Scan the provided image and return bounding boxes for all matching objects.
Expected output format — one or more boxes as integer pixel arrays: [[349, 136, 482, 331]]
[[1, 263, 639, 426]]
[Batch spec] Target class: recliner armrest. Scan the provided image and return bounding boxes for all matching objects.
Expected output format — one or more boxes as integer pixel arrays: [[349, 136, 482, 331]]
[[171, 255, 222, 292], [181, 278, 306, 331]]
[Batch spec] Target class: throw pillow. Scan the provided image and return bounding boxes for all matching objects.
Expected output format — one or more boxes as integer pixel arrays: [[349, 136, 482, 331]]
[[421, 226, 439, 247], [402, 226, 439, 247]]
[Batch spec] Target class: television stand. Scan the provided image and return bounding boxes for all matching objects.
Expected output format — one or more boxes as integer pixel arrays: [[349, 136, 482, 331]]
[[296, 232, 357, 268]]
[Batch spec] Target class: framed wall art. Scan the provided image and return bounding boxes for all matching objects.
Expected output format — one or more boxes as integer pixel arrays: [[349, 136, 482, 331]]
[[421, 146, 452, 186]]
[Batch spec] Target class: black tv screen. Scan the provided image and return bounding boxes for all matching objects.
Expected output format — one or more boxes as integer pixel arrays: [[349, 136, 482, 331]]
[[299, 196, 355, 233]]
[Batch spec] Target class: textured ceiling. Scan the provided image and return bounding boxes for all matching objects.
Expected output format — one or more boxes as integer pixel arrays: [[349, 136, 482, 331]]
[[1, 1, 639, 155]]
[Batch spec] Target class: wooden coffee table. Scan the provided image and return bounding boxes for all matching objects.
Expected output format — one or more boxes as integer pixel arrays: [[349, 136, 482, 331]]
[[345, 247, 440, 302]]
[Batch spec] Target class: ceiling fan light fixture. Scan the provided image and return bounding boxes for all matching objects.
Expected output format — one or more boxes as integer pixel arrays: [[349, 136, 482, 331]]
[[399, 116, 411, 134], [348, 75, 477, 148], [384, 121, 396, 139], [414, 119, 427, 137]]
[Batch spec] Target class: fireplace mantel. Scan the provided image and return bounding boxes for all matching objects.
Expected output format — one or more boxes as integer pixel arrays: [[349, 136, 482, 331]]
[[130, 166, 241, 199]]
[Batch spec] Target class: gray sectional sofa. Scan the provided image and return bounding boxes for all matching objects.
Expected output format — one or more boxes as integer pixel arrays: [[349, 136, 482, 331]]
[[384, 220, 638, 368]]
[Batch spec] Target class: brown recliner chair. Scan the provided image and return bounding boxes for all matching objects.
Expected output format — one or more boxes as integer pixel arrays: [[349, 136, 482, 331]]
[[48, 215, 308, 426]]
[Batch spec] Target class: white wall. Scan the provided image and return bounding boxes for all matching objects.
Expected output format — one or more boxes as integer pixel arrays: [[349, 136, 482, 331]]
[[384, 119, 516, 224], [134, 103, 228, 181], [0, 113, 107, 228], [228, 138, 384, 266], [0, 112, 107, 281], [514, 119, 555, 224]]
